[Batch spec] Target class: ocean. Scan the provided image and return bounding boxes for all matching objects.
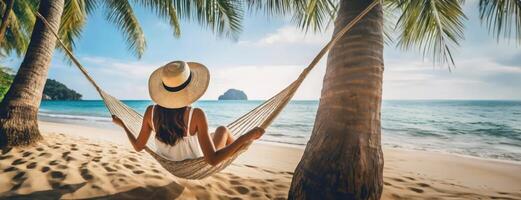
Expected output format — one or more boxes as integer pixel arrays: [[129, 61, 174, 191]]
[[39, 100, 521, 162]]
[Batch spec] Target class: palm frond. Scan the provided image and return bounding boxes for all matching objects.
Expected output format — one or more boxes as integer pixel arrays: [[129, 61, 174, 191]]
[[102, 0, 147, 58], [193, 0, 243, 39], [0, 0, 36, 57], [130, 0, 181, 37], [247, 0, 337, 33], [479, 0, 521, 44], [59, 0, 88, 51], [392, 0, 466, 68], [246, 0, 294, 16]]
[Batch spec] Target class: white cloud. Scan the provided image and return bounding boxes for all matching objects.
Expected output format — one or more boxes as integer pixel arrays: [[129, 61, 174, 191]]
[[239, 26, 332, 46]]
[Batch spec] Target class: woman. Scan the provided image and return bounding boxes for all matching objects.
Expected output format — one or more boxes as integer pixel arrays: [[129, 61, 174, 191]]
[[113, 61, 264, 166]]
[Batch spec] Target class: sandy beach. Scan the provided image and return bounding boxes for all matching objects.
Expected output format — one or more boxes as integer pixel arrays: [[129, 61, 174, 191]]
[[0, 121, 520, 199]]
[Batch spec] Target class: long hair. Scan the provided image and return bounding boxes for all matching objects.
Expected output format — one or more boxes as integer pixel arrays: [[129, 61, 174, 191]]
[[153, 105, 188, 145]]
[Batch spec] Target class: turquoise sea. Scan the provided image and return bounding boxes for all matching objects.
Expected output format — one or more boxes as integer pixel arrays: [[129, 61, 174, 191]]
[[39, 100, 521, 162]]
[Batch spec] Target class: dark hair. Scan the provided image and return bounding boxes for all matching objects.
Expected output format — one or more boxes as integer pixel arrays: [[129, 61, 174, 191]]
[[152, 105, 188, 145]]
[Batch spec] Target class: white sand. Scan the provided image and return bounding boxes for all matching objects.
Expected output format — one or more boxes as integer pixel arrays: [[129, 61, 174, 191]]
[[0, 121, 520, 199]]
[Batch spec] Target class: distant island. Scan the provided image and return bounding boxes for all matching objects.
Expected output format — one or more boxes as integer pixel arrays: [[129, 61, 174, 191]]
[[43, 79, 82, 100], [1, 67, 82, 100], [218, 89, 247, 100]]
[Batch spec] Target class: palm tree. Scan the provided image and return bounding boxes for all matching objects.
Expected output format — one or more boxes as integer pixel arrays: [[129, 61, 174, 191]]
[[251, 0, 521, 199], [0, 0, 242, 147]]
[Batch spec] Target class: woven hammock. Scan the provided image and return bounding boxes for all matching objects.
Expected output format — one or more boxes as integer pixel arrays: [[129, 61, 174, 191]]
[[35, 1, 379, 179]]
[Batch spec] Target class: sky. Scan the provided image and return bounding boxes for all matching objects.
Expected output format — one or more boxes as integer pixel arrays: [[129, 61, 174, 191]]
[[2, 1, 521, 100]]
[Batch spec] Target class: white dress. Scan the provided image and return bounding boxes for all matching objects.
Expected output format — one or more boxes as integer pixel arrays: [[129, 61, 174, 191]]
[[151, 105, 204, 161]]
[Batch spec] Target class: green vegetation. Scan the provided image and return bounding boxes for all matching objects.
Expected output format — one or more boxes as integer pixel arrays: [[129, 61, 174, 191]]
[[0, 67, 81, 100], [42, 79, 81, 100], [0, 67, 13, 99]]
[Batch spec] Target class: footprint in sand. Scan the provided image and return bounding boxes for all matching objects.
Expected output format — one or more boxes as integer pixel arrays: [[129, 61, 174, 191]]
[[392, 178, 405, 182], [408, 187, 424, 193], [41, 166, 50, 173], [234, 186, 250, 194], [50, 171, 66, 180], [57, 165, 68, 170], [123, 164, 135, 170], [132, 170, 144, 174], [65, 156, 76, 162], [22, 152, 32, 157], [12, 171, 26, 181], [104, 166, 117, 172], [4, 166, 17, 172], [36, 147, 45, 152], [92, 156, 102, 162], [26, 162, 37, 169], [49, 160, 60, 166], [0, 155, 13, 160], [38, 152, 51, 158], [62, 152, 71, 158], [229, 180, 241, 185], [417, 183, 430, 188], [384, 181, 392, 186], [12, 158, 27, 165], [1, 147, 13, 155], [80, 168, 94, 180], [250, 192, 262, 198]]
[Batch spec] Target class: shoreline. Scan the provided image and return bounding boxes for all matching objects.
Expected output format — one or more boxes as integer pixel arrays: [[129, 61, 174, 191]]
[[39, 116, 521, 165]]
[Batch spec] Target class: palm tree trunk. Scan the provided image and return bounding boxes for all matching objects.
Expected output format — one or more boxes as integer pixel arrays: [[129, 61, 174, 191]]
[[0, 0, 64, 147], [0, 0, 15, 44], [288, 0, 384, 199]]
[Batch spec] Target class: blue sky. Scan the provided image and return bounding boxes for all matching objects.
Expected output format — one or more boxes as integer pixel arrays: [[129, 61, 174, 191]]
[[2, 2, 521, 100]]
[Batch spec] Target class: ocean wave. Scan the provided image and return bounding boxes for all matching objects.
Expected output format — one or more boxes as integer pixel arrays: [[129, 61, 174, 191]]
[[38, 112, 111, 122], [266, 133, 305, 139]]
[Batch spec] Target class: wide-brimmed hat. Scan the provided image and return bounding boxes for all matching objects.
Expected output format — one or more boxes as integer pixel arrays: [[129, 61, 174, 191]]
[[148, 61, 209, 108]]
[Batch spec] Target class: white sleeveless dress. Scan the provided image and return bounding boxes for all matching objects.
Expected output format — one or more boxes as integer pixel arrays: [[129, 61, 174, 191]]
[[151, 105, 204, 161]]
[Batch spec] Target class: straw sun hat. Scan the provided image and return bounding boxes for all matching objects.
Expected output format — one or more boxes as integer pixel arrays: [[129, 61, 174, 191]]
[[148, 61, 209, 108]]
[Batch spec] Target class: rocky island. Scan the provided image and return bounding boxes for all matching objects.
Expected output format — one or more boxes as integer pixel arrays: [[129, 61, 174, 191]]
[[218, 89, 247, 100], [42, 79, 82, 100]]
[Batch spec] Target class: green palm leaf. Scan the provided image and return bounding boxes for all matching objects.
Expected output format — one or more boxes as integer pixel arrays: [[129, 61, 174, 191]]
[[479, 0, 521, 44], [102, 0, 147, 58], [392, 0, 466, 68]]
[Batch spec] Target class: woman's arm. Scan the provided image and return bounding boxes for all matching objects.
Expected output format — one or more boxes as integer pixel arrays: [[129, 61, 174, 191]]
[[194, 108, 264, 166], [112, 106, 153, 152]]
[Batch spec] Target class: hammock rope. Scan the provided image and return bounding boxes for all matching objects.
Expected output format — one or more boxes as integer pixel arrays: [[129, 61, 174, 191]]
[[34, 0, 379, 179]]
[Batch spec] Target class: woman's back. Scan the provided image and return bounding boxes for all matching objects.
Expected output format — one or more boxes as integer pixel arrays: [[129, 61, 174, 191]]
[[151, 105, 204, 161]]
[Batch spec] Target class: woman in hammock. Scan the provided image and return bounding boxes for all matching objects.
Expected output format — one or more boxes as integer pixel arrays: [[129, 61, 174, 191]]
[[112, 61, 265, 166]]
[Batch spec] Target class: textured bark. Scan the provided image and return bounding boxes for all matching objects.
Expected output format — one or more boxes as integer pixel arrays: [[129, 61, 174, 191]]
[[0, 0, 64, 147], [0, 0, 15, 43], [288, 0, 384, 199]]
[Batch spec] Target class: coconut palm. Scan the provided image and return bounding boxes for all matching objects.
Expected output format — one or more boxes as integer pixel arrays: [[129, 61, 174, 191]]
[[250, 0, 520, 199], [0, 0, 242, 147]]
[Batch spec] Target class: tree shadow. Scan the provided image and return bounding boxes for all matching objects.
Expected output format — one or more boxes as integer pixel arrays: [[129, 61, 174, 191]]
[[0, 181, 185, 200]]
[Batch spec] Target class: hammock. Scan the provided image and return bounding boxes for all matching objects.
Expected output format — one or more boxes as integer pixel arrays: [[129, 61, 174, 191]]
[[35, 1, 379, 179]]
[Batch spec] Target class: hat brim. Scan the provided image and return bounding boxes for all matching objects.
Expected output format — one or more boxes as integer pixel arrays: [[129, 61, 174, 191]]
[[149, 62, 209, 108]]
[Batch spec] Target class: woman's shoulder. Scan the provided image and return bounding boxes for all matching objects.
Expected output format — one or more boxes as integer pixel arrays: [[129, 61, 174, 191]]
[[191, 107, 207, 120]]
